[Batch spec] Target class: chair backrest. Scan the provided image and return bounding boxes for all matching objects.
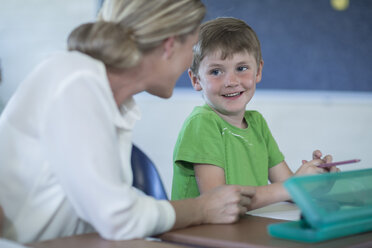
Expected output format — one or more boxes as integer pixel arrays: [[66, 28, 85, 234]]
[[131, 144, 168, 200]]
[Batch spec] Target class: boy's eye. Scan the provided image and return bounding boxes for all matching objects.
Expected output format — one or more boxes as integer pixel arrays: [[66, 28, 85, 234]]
[[237, 66, 248, 72], [209, 69, 221, 76]]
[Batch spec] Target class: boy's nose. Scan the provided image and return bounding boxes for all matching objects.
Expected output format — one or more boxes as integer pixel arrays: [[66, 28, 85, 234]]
[[224, 73, 239, 87]]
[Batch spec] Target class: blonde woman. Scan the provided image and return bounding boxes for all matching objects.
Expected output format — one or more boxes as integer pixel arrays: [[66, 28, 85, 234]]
[[0, 0, 255, 243]]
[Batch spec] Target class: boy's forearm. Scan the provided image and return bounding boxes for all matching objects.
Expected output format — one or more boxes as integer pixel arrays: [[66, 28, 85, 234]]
[[248, 182, 290, 210]]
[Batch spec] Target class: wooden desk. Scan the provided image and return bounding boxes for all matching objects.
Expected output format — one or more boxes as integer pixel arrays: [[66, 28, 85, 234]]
[[158, 215, 372, 248], [27, 233, 188, 248]]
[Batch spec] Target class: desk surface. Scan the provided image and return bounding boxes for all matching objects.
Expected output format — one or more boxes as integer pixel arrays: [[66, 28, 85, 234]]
[[158, 215, 372, 248], [26, 209, 372, 248], [27, 233, 188, 248]]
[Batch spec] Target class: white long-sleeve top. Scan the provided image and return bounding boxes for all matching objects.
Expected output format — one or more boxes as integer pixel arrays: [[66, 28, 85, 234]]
[[0, 51, 175, 243]]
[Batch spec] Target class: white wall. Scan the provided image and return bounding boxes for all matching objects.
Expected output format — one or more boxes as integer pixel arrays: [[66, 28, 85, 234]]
[[0, 0, 97, 105], [1, 1, 371, 199]]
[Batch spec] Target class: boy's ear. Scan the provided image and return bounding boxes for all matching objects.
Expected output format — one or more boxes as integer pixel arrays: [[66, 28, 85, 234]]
[[188, 69, 202, 91], [255, 60, 264, 84], [162, 36, 176, 59]]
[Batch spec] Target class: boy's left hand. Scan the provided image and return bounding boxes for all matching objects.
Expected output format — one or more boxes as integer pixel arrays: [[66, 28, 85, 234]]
[[312, 149, 340, 172], [303, 150, 340, 173]]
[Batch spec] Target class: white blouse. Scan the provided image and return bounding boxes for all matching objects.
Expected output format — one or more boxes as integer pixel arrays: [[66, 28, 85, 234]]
[[0, 51, 175, 243]]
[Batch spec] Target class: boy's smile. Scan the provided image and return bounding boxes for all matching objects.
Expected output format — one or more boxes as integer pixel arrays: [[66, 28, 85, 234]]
[[190, 50, 263, 128]]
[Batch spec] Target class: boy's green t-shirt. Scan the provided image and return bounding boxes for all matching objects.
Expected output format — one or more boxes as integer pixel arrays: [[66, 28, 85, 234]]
[[171, 104, 284, 200]]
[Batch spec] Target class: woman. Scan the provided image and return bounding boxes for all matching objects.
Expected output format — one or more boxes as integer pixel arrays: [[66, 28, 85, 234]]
[[0, 0, 255, 243]]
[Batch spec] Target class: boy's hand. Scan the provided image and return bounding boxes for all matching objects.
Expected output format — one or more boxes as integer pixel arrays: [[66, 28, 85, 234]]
[[197, 185, 255, 224], [295, 159, 327, 175], [295, 150, 339, 176], [312, 149, 339, 172]]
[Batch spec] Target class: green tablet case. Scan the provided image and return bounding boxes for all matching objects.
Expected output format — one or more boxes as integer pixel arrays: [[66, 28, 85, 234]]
[[268, 168, 372, 242]]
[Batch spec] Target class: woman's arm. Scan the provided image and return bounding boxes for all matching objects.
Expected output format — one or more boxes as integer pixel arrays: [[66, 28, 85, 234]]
[[43, 75, 174, 240]]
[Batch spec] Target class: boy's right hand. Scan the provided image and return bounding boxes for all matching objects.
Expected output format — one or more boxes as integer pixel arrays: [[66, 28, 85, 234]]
[[197, 185, 255, 224]]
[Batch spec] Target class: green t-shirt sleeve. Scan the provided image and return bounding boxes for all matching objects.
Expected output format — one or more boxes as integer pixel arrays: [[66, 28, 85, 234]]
[[255, 112, 285, 168], [174, 113, 225, 173]]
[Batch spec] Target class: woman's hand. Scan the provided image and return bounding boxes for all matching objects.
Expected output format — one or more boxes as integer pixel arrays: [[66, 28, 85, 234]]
[[170, 185, 255, 230]]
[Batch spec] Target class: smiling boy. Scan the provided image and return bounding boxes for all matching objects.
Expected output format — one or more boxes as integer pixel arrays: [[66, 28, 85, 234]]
[[171, 17, 336, 210]]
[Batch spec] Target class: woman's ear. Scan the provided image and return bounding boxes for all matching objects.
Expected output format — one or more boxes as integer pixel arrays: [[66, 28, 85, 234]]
[[162, 36, 176, 59], [255, 59, 264, 84], [188, 69, 202, 91]]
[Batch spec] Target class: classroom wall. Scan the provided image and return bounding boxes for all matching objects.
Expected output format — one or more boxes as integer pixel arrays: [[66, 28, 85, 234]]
[[0, 0, 371, 198], [0, 0, 97, 105]]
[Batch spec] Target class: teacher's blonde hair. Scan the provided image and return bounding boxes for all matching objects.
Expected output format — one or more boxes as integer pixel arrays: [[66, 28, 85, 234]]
[[68, 0, 205, 69]]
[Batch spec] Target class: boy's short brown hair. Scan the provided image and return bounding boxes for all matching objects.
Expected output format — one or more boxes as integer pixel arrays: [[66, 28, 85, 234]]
[[190, 17, 262, 74]]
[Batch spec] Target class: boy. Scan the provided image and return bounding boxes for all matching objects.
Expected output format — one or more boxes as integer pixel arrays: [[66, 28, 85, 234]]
[[171, 17, 337, 210]]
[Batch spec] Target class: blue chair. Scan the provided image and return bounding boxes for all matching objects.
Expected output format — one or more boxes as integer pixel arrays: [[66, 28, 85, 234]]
[[131, 144, 168, 200]]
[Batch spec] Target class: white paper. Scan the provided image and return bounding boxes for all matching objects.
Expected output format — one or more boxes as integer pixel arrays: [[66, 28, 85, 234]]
[[246, 202, 301, 221]]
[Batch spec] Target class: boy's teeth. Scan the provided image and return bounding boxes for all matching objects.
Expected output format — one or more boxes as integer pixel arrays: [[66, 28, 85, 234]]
[[225, 92, 240, 97]]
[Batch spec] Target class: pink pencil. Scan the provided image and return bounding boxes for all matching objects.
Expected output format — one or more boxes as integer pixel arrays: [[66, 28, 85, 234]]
[[317, 159, 361, 168]]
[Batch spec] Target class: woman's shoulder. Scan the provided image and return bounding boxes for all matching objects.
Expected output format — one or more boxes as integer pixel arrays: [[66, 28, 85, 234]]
[[41, 51, 108, 92], [45, 51, 104, 72]]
